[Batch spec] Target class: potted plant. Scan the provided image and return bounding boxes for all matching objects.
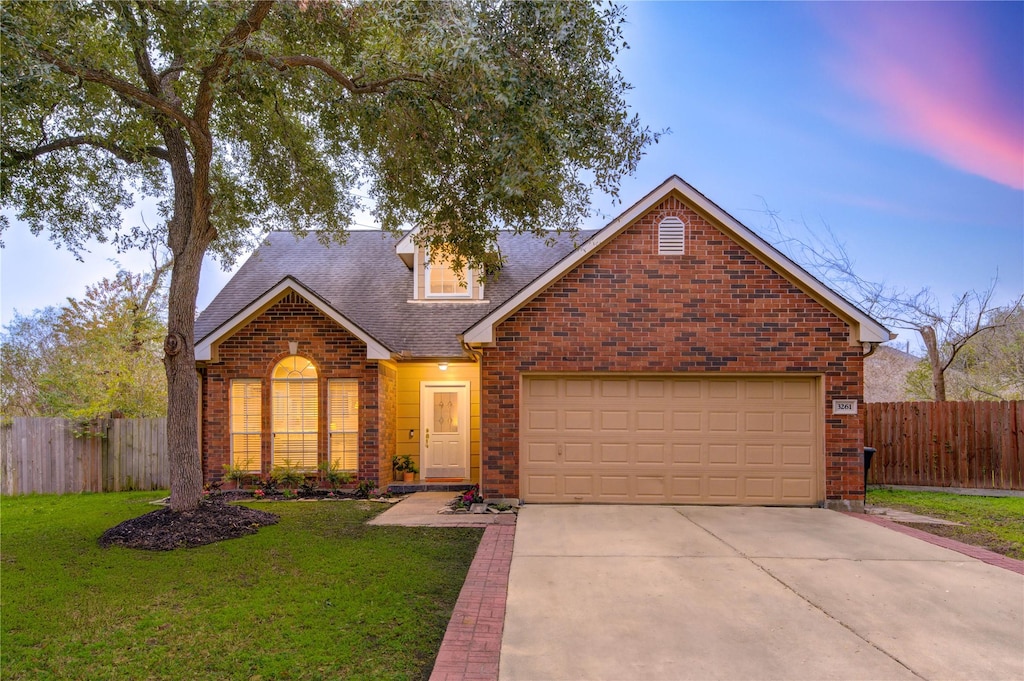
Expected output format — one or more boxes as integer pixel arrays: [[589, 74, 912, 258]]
[[392, 455, 418, 483]]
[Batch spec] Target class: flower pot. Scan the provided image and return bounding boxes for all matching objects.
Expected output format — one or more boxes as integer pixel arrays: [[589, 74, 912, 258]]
[[403, 471, 415, 483]]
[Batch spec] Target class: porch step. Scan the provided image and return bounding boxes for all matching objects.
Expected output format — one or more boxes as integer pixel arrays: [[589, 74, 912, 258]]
[[387, 482, 475, 495]]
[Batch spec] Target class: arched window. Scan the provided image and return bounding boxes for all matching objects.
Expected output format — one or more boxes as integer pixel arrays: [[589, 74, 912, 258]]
[[272, 356, 318, 470]]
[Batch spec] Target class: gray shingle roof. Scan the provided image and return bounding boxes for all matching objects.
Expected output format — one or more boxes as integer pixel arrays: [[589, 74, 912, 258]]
[[194, 229, 590, 358]]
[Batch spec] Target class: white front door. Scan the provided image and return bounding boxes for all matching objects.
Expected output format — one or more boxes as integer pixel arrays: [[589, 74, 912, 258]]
[[421, 381, 470, 479]]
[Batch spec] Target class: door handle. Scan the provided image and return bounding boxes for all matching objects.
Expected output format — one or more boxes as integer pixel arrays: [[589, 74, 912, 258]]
[[425, 429, 430, 447]]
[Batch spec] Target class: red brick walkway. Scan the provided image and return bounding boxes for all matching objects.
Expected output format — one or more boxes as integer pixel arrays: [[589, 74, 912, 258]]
[[848, 512, 1024, 575], [430, 524, 516, 681]]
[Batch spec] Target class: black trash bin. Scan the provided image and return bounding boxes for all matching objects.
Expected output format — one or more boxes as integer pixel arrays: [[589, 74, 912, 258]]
[[863, 446, 876, 496]]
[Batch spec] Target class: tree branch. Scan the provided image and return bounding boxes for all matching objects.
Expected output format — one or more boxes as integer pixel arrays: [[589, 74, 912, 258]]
[[29, 46, 199, 137], [193, 1, 275, 127], [241, 49, 428, 93], [4, 135, 169, 165]]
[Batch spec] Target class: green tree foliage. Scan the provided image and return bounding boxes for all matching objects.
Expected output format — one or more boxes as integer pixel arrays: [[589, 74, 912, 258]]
[[1, 0, 655, 511], [0, 262, 169, 420]]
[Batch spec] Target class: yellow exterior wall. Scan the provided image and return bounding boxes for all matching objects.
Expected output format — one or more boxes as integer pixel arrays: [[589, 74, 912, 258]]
[[395, 361, 481, 482]]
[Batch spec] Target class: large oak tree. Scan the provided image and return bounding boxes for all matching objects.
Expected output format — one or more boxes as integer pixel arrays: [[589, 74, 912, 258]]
[[1, 1, 656, 511]]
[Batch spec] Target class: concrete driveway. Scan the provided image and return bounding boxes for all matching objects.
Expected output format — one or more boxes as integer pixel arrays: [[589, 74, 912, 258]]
[[500, 506, 1024, 680]]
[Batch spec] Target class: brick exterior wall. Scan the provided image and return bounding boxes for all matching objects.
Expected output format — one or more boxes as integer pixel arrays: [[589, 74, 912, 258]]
[[480, 195, 866, 508], [200, 293, 385, 486]]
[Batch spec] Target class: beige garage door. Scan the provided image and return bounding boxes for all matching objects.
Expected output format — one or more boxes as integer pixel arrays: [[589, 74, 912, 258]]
[[520, 375, 821, 505]]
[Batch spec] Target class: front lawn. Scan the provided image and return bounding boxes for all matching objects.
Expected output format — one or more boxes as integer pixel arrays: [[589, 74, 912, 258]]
[[867, 488, 1024, 560], [1, 492, 482, 680]]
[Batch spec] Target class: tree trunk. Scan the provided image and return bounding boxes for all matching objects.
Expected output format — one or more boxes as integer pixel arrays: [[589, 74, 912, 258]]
[[920, 325, 947, 402], [164, 235, 207, 512]]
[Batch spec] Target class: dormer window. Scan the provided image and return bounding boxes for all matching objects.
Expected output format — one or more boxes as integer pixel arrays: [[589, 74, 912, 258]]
[[427, 251, 472, 298]]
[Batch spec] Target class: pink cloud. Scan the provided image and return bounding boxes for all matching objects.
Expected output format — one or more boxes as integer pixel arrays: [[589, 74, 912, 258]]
[[821, 4, 1023, 190]]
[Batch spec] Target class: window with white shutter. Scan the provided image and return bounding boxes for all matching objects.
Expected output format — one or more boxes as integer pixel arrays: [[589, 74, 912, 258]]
[[658, 216, 686, 255], [328, 379, 359, 471], [230, 379, 262, 473], [272, 356, 319, 470]]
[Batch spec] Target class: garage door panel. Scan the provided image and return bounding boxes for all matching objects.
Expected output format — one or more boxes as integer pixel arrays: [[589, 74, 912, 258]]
[[709, 412, 738, 432], [637, 443, 667, 464], [744, 443, 776, 466], [636, 411, 665, 431], [744, 411, 776, 432], [565, 379, 594, 397], [600, 380, 629, 398], [599, 442, 629, 463], [564, 442, 594, 463], [782, 444, 813, 466], [528, 409, 558, 430], [600, 410, 629, 431], [598, 476, 630, 498], [673, 443, 702, 464], [782, 380, 814, 401], [709, 444, 738, 464], [744, 380, 777, 400], [524, 473, 557, 499], [528, 379, 559, 398], [782, 412, 813, 434], [709, 381, 739, 399], [672, 381, 702, 399], [564, 410, 593, 430], [563, 475, 593, 496], [672, 411, 702, 431], [636, 380, 666, 398], [521, 376, 820, 505], [525, 442, 558, 464]]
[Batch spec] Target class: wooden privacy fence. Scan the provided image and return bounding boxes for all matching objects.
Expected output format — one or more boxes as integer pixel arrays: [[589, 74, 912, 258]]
[[0, 417, 169, 495], [865, 401, 1023, 490]]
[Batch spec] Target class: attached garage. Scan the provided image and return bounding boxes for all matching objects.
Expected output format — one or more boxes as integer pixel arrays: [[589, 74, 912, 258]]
[[520, 375, 822, 505]]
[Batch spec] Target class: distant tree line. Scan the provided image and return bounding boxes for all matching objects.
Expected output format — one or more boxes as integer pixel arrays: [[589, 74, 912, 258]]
[[0, 254, 169, 420]]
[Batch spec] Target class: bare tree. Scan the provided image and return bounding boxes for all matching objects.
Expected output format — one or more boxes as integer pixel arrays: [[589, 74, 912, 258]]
[[756, 202, 1022, 401]]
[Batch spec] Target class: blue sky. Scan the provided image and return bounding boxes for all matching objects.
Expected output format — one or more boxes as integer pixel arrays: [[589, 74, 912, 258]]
[[2, 1, 1022, 342]]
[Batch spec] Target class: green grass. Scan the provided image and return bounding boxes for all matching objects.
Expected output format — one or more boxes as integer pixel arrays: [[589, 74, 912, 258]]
[[1, 492, 482, 680], [867, 488, 1024, 560]]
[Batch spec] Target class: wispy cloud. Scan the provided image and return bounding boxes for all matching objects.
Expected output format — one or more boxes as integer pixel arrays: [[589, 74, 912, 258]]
[[819, 3, 1023, 190]]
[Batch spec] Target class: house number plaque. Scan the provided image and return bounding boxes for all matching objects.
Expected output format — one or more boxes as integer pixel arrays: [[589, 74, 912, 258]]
[[832, 399, 858, 415]]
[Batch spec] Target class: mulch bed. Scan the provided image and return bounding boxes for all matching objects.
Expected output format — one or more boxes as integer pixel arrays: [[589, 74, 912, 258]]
[[99, 497, 280, 551]]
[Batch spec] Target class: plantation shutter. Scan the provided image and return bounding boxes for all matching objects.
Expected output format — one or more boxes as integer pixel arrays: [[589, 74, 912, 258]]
[[658, 216, 686, 255], [328, 379, 359, 470], [230, 380, 262, 473]]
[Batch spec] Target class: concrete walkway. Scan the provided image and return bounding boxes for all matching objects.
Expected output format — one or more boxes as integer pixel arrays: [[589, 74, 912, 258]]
[[500, 506, 1024, 681], [368, 491, 516, 527]]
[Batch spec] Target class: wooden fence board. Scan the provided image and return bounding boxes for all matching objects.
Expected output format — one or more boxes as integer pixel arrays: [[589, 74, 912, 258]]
[[865, 401, 1023, 490], [0, 417, 168, 495]]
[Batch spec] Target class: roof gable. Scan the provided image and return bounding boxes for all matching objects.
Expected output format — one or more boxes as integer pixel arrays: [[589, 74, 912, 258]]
[[195, 276, 393, 361], [463, 176, 892, 345]]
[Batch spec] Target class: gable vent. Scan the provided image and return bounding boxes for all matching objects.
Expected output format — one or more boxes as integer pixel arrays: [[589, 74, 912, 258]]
[[658, 216, 686, 255]]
